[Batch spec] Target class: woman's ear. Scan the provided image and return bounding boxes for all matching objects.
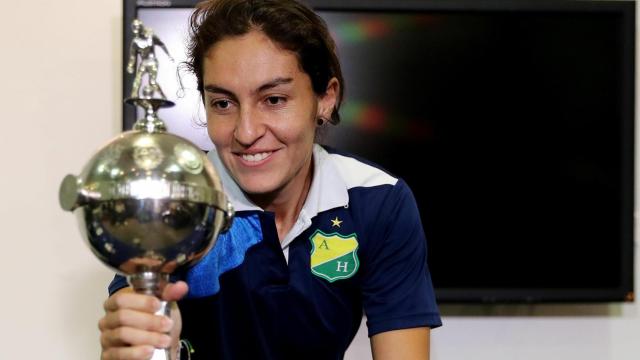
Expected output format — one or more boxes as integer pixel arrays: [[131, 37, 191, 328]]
[[317, 77, 340, 122]]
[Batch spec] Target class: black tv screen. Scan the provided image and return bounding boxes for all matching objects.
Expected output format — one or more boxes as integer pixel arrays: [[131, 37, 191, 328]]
[[123, 0, 635, 303]]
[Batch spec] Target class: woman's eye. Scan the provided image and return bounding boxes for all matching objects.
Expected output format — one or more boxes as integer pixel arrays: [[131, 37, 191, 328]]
[[211, 100, 231, 110], [266, 96, 285, 105]]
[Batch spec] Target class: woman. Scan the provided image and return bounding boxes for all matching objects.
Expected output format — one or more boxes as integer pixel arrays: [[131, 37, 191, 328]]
[[100, 0, 441, 359]]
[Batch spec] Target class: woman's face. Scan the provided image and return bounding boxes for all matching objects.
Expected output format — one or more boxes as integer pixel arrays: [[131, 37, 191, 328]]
[[202, 30, 335, 198]]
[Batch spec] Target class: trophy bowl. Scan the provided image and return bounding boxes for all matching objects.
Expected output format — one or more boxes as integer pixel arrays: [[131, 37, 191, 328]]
[[59, 129, 233, 295]]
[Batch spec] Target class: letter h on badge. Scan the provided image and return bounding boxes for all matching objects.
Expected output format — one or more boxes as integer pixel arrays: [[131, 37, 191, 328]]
[[336, 261, 349, 273]]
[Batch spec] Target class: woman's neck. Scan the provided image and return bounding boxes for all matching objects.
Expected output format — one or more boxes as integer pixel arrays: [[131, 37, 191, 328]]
[[249, 157, 314, 241]]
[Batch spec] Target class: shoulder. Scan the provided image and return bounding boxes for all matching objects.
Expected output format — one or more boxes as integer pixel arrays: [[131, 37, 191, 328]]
[[318, 146, 416, 221], [319, 145, 399, 190]]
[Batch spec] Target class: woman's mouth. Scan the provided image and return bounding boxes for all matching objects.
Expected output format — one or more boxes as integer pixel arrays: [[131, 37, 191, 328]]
[[240, 151, 273, 163]]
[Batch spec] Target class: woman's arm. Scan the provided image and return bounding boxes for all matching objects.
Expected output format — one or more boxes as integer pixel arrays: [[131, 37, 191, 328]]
[[371, 327, 430, 360]]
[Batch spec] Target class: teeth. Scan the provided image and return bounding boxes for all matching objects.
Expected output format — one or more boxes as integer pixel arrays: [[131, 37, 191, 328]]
[[242, 152, 271, 162]]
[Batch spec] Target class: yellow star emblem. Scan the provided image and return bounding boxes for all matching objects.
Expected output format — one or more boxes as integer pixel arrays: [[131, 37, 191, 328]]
[[331, 217, 343, 227]]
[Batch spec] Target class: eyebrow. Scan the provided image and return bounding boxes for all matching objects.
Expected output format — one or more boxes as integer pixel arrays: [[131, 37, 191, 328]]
[[203, 85, 236, 99], [203, 77, 293, 98], [256, 77, 293, 93]]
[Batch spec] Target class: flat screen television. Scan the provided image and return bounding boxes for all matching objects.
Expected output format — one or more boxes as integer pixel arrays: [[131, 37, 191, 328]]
[[123, 0, 635, 303]]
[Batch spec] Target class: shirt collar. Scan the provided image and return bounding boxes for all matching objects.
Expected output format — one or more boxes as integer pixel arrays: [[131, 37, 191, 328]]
[[302, 144, 349, 219], [206, 144, 349, 217]]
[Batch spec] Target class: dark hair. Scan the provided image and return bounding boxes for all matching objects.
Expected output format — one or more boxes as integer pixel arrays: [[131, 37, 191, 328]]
[[185, 0, 344, 124]]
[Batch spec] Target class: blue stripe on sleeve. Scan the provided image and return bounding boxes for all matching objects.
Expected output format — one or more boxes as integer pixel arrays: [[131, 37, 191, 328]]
[[185, 213, 263, 298]]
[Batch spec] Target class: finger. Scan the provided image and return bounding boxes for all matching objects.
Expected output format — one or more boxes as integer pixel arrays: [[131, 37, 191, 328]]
[[99, 309, 173, 333], [101, 327, 172, 349], [161, 281, 189, 302], [104, 292, 161, 313], [101, 345, 154, 360]]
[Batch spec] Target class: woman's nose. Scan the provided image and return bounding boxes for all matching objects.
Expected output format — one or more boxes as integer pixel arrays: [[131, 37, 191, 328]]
[[233, 106, 266, 146]]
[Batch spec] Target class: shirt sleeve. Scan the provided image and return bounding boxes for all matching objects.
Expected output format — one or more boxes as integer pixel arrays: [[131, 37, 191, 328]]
[[108, 274, 129, 296], [360, 179, 442, 336]]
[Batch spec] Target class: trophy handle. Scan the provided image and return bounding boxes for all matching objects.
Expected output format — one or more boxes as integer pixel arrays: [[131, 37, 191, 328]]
[[129, 272, 173, 360], [151, 300, 172, 360]]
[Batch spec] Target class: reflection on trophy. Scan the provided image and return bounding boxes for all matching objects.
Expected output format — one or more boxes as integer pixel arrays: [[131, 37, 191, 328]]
[[59, 19, 233, 360]]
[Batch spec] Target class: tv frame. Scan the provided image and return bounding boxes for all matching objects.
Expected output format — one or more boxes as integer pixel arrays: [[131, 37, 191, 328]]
[[123, 0, 635, 303]]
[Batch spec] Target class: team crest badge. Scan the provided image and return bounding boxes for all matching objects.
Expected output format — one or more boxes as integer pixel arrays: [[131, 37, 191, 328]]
[[309, 230, 359, 282]]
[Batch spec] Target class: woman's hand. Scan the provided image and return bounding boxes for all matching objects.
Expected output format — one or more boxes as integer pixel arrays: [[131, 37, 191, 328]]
[[98, 281, 189, 360]]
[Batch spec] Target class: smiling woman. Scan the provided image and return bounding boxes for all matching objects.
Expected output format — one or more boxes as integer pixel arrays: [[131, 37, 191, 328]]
[[100, 1, 441, 359], [203, 30, 330, 209]]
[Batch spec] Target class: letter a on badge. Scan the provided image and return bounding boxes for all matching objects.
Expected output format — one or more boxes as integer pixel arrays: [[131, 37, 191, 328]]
[[309, 230, 359, 282]]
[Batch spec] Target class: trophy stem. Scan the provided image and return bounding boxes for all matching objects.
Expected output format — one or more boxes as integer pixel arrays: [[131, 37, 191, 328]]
[[124, 97, 174, 133], [137, 103, 168, 133], [129, 271, 169, 296], [129, 271, 173, 360]]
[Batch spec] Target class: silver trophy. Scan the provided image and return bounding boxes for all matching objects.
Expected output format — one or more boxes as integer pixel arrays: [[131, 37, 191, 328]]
[[59, 19, 233, 360]]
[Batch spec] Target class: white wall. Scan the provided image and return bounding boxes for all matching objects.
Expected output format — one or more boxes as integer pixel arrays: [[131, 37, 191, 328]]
[[0, 1, 121, 358], [0, 1, 638, 359]]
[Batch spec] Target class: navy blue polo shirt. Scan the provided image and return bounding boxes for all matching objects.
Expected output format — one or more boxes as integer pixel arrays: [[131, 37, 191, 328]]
[[109, 145, 441, 359]]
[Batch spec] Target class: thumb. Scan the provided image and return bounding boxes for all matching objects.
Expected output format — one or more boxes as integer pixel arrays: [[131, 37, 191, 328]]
[[162, 281, 189, 302]]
